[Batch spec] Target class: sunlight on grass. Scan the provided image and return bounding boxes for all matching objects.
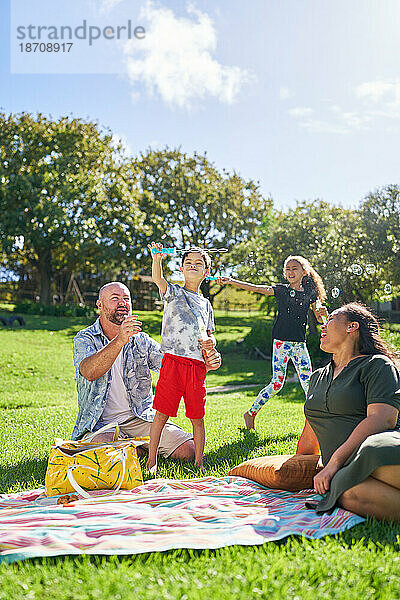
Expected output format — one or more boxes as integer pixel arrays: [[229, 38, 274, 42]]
[[1, 311, 400, 599]]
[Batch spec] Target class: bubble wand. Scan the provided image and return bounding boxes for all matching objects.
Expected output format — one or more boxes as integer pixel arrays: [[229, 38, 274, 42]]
[[205, 275, 219, 281], [150, 247, 228, 256]]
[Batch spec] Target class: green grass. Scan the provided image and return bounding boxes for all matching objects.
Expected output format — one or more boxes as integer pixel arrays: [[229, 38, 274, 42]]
[[1, 310, 400, 599]]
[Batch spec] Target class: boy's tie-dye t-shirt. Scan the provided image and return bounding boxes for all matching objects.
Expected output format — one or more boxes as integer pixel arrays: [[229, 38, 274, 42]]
[[160, 282, 215, 361]]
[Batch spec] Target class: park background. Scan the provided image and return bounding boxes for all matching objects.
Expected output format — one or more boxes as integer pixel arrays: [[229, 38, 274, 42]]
[[1, 1, 400, 598]]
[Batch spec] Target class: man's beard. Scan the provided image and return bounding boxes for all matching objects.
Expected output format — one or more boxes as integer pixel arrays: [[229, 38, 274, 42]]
[[105, 308, 129, 325]]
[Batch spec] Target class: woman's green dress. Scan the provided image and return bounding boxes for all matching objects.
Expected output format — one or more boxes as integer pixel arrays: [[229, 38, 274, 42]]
[[304, 354, 400, 513]]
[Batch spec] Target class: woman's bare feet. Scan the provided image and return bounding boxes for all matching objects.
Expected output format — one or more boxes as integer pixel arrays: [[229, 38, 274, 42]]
[[244, 411, 255, 430], [194, 461, 205, 472]]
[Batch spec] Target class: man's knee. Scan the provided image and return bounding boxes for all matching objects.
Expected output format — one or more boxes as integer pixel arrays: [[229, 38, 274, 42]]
[[170, 440, 195, 461]]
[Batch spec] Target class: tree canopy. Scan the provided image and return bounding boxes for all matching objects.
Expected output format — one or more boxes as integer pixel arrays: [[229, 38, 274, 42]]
[[0, 112, 144, 303], [0, 112, 397, 308]]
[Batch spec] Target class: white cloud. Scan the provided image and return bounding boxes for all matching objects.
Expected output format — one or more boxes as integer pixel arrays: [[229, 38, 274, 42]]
[[295, 118, 350, 134], [287, 79, 400, 134], [356, 80, 400, 104], [355, 79, 400, 120], [122, 1, 252, 109], [294, 112, 373, 134]]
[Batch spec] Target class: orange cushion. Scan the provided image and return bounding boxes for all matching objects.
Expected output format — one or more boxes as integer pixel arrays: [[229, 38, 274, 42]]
[[228, 454, 322, 491]]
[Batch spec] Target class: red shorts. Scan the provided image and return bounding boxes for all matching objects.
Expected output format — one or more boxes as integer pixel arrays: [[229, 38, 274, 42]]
[[153, 353, 207, 420]]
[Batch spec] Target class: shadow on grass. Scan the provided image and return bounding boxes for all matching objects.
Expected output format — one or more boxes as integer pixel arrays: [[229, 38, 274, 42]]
[[0, 401, 34, 410], [207, 382, 264, 392], [203, 430, 300, 470], [141, 429, 276, 478], [336, 518, 400, 547], [215, 314, 264, 328], [222, 383, 307, 404], [277, 384, 309, 404], [0, 311, 91, 332], [203, 430, 267, 468], [0, 457, 47, 492]]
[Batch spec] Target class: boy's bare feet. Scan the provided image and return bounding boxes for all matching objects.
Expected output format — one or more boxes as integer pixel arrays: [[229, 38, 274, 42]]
[[244, 411, 255, 430], [194, 461, 205, 472]]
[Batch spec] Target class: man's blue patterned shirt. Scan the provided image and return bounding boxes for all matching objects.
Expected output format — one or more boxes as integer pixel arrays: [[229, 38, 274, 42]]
[[72, 318, 162, 439]]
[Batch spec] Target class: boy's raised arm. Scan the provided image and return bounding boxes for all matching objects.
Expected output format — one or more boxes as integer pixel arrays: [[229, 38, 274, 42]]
[[148, 241, 168, 295]]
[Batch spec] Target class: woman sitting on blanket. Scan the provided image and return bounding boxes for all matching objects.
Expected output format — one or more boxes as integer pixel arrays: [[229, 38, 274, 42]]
[[296, 302, 400, 520]]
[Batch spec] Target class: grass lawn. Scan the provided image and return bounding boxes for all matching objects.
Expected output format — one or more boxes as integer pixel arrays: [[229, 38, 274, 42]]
[[1, 309, 400, 599]]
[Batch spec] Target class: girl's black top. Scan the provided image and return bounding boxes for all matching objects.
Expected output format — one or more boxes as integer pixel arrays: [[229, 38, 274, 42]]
[[271, 283, 317, 342]]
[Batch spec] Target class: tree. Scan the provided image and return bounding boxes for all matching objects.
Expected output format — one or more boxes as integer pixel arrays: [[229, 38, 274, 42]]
[[134, 148, 271, 302], [0, 113, 145, 304], [359, 185, 400, 297], [234, 200, 386, 308]]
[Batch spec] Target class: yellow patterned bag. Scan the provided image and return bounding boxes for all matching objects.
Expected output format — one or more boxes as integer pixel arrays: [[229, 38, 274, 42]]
[[45, 423, 149, 497]]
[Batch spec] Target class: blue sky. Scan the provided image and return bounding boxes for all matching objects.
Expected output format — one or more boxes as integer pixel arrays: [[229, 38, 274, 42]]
[[2, 0, 400, 210]]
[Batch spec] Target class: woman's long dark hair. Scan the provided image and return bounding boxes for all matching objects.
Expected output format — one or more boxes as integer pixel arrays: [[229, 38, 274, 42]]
[[341, 302, 399, 364]]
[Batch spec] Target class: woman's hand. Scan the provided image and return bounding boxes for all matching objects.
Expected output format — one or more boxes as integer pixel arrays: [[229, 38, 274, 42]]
[[313, 462, 340, 494], [313, 405, 399, 495]]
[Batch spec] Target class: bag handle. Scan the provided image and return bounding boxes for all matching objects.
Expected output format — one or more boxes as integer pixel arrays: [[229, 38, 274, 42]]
[[81, 421, 120, 443], [66, 447, 127, 499]]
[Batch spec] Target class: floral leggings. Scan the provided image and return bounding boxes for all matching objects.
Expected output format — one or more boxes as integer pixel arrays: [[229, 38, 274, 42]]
[[248, 339, 312, 417]]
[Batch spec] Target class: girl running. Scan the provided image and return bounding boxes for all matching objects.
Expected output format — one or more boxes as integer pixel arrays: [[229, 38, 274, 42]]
[[219, 256, 328, 429]]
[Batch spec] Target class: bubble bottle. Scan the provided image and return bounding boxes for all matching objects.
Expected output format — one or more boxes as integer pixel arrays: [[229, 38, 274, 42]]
[[315, 298, 328, 324]]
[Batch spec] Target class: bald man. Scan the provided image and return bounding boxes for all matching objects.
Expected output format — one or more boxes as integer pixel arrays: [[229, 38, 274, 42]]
[[71, 282, 221, 462]]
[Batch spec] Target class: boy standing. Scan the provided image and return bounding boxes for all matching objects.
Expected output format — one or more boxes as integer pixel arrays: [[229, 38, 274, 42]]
[[146, 242, 217, 472]]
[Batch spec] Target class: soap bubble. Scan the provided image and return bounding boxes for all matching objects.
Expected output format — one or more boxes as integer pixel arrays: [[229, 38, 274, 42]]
[[364, 263, 376, 275], [384, 283, 392, 294], [351, 264, 363, 276], [331, 287, 340, 298]]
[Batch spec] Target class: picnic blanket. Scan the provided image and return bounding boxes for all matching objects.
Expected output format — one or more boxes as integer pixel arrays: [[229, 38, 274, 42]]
[[0, 476, 364, 563]]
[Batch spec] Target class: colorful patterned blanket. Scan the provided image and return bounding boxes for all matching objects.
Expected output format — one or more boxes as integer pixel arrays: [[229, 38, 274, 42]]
[[0, 476, 364, 563]]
